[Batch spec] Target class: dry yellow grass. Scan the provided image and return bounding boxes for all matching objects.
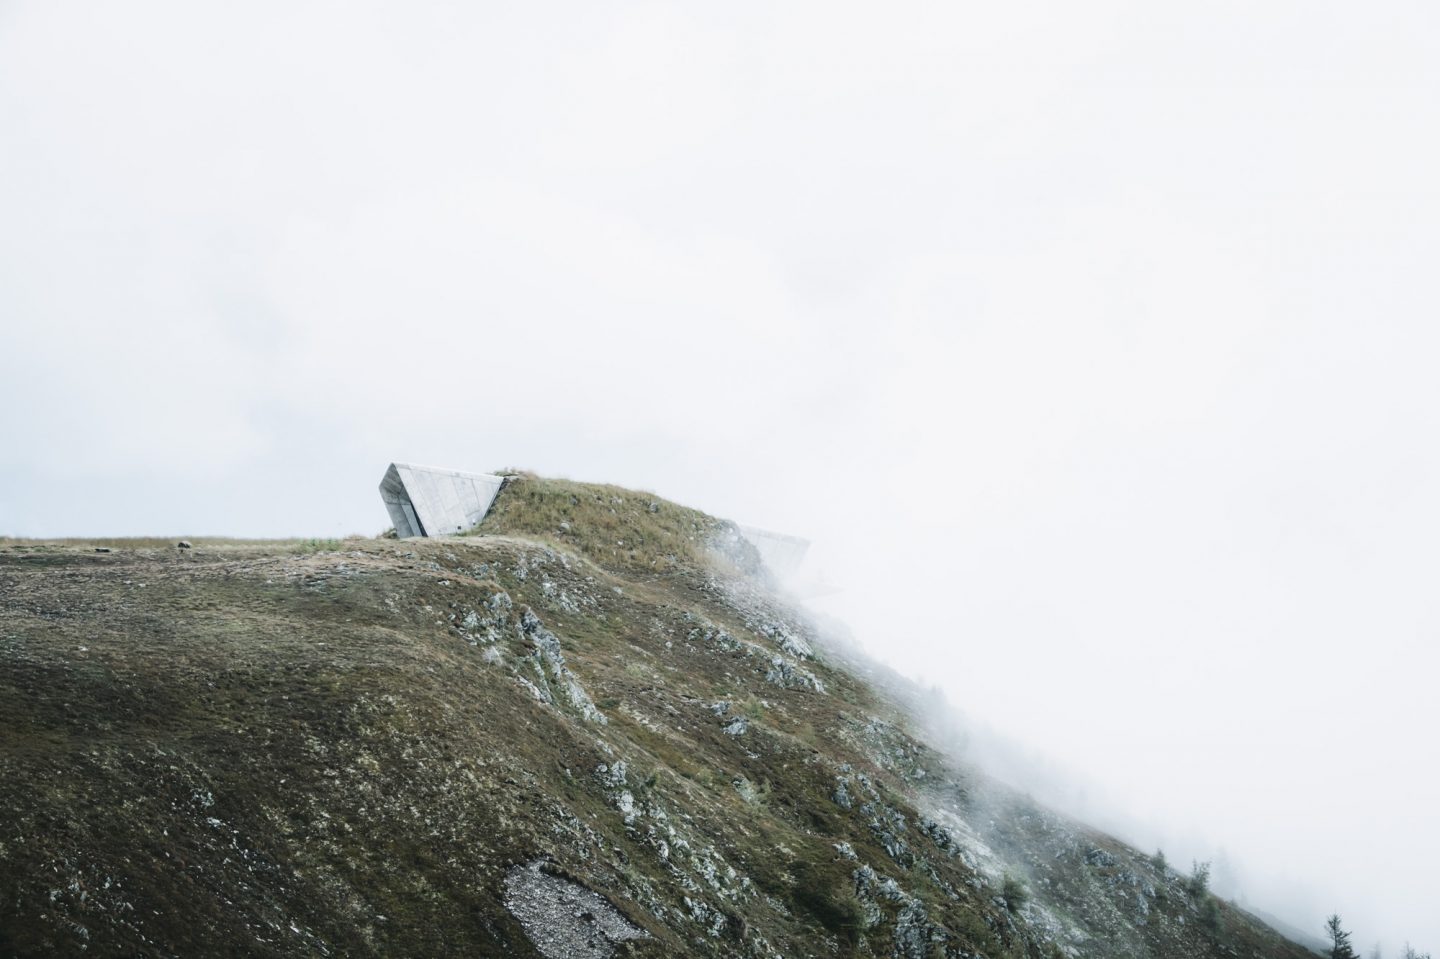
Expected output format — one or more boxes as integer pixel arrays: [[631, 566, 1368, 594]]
[[473, 474, 763, 579]]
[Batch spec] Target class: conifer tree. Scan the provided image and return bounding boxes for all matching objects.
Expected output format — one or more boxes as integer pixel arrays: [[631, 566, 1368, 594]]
[[1326, 915, 1358, 959]]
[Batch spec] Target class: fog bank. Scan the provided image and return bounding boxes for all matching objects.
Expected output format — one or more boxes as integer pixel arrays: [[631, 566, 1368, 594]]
[[3, 1, 1437, 951]]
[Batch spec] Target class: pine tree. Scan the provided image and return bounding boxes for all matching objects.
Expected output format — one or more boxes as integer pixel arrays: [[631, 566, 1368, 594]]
[[1326, 915, 1358, 959], [1187, 860, 1212, 898]]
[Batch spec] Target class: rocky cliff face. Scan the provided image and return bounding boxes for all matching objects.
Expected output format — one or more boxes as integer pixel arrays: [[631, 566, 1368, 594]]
[[0, 476, 1316, 958]]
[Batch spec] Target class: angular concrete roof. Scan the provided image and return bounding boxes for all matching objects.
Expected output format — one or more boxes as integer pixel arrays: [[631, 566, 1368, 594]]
[[379, 463, 505, 538], [738, 524, 810, 578]]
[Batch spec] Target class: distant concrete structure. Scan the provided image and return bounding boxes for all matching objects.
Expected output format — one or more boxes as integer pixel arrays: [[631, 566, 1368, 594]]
[[379, 463, 505, 538], [378, 465, 812, 577], [738, 525, 810, 579]]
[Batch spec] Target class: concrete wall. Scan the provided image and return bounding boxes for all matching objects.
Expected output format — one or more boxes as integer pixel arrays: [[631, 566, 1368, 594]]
[[380, 463, 505, 538], [738, 524, 810, 578], [379, 465, 810, 576]]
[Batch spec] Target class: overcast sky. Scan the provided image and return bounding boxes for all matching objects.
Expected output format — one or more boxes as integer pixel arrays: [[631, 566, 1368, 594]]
[[3, 1, 1438, 951]]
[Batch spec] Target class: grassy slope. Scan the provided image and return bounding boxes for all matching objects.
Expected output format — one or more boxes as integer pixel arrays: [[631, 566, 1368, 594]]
[[0, 477, 1318, 958]]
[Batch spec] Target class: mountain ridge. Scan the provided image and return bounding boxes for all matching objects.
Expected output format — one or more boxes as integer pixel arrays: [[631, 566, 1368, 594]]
[[0, 474, 1319, 958]]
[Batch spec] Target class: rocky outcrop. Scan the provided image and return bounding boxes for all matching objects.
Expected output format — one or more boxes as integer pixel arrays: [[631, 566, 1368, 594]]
[[503, 860, 649, 959]]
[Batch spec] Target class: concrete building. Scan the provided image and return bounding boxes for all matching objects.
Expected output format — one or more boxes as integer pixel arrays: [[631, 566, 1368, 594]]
[[379, 463, 506, 538], [738, 525, 810, 579], [379, 465, 810, 581]]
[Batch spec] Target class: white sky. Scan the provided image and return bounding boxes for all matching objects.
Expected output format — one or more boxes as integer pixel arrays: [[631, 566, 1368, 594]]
[[2, 1, 1437, 951]]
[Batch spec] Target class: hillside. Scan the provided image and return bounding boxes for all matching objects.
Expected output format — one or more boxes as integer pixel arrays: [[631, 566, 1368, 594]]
[[0, 475, 1318, 958]]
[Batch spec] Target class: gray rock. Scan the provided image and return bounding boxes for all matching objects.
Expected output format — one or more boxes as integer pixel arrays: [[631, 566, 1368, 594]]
[[503, 861, 650, 959], [765, 655, 825, 693]]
